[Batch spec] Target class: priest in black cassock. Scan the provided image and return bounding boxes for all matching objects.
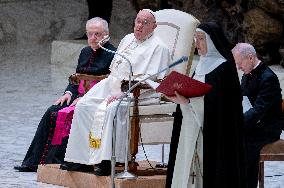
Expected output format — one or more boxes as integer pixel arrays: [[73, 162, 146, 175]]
[[166, 22, 247, 188], [232, 43, 282, 188], [14, 17, 116, 172]]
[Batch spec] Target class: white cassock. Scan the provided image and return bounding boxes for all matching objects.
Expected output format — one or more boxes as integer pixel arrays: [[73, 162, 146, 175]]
[[171, 74, 204, 188], [64, 33, 171, 165]]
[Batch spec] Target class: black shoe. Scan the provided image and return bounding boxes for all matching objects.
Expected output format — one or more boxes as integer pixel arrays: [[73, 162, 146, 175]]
[[155, 163, 168, 168], [115, 162, 125, 167], [94, 166, 111, 176], [14, 165, 37, 172], [94, 160, 111, 176], [60, 162, 94, 172]]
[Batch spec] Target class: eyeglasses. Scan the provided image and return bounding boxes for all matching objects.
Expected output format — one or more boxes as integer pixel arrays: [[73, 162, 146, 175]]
[[135, 19, 155, 26], [194, 35, 206, 41], [86, 31, 104, 38]]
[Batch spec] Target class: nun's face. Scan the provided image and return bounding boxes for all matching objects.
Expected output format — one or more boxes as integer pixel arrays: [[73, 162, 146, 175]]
[[195, 31, 207, 56]]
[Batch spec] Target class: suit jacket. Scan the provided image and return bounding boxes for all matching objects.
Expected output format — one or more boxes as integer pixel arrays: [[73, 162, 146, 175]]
[[64, 42, 116, 99], [241, 62, 282, 139]]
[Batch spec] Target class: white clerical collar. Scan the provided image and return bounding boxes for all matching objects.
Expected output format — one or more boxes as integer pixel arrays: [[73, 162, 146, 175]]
[[253, 60, 261, 70], [195, 28, 226, 76]]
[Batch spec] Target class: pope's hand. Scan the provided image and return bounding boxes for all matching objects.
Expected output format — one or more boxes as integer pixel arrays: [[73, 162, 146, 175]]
[[165, 91, 190, 104], [54, 93, 71, 106], [70, 97, 81, 107], [107, 92, 124, 105]]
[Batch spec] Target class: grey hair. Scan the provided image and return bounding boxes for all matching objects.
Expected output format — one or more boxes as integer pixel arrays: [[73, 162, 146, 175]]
[[86, 17, 109, 33], [231, 43, 257, 58]]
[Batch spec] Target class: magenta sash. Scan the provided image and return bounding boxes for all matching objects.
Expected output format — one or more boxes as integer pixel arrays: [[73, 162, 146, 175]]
[[51, 79, 97, 145], [51, 106, 75, 145]]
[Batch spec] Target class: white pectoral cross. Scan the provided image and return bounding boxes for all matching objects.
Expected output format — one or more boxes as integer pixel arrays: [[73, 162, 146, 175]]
[[113, 40, 137, 69]]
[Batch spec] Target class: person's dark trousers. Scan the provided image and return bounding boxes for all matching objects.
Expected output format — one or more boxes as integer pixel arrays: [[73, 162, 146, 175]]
[[245, 137, 279, 188], [21, 104, 69, 169], [46, 136, 69, 164]]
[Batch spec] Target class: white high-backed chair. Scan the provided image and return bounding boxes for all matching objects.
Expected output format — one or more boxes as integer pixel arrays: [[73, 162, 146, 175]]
[[128, 9, 200, 171]]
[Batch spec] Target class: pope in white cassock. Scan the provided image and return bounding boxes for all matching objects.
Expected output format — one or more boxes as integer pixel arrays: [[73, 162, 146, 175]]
[[61, 9, 171, 175]]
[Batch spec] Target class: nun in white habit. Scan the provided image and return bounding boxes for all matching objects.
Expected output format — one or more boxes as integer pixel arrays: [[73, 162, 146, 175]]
[[166, 22, 246, 188]]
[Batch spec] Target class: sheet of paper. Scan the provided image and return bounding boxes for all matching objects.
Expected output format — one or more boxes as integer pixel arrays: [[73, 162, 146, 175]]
[[242, 96, 252, 113], [145, 79, 160, 90]]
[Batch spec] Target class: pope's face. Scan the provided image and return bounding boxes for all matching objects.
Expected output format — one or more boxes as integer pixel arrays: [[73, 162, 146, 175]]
[[134, 10, 156, 41], [86, 22, 107, 50], [195, 31, 207, 56], [233, 51, 255, 74]]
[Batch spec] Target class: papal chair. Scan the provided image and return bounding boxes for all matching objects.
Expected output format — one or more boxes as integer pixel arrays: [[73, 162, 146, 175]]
[[69, 9, 200, 173]]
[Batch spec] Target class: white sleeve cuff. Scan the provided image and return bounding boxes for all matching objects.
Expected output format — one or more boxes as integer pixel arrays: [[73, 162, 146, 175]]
[[64, 91, 73, 97]]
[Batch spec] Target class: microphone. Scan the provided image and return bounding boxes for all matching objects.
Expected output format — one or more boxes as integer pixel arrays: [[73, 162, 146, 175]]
[[117, 55, 189, 101], [113, 56, 189, 120], [98, 35, 110, 46], [98, 36, 133, 77], [169, 56, 189, 68]]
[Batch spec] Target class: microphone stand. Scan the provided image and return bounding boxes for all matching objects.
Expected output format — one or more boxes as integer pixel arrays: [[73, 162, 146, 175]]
[[108, 55, 188, 187], [98, 39, 137, 188], [99, 38, 188, 188]]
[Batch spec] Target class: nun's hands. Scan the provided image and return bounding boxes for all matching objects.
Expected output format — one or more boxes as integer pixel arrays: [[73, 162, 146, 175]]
[[165, 91, 190, 104]]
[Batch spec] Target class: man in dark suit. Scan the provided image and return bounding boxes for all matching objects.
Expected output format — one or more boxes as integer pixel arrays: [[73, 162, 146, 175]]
[[232, 42, 283, 188], [14, 17, 116, 172]]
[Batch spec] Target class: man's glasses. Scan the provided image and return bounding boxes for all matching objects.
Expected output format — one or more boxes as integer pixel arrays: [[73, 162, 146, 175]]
[[86, 31, 104, 38], [135, 19, 155, 26]]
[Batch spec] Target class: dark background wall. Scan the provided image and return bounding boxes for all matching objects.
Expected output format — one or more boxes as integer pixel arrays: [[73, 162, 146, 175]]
[[0, 0, 283, 66], [132, 0, 284, 66]]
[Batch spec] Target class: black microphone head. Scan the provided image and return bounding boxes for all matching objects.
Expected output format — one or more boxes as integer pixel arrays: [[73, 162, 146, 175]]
[[181, 56, 189, 62], [168, 56, 189, 68], [99, 35, 110, 46]]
